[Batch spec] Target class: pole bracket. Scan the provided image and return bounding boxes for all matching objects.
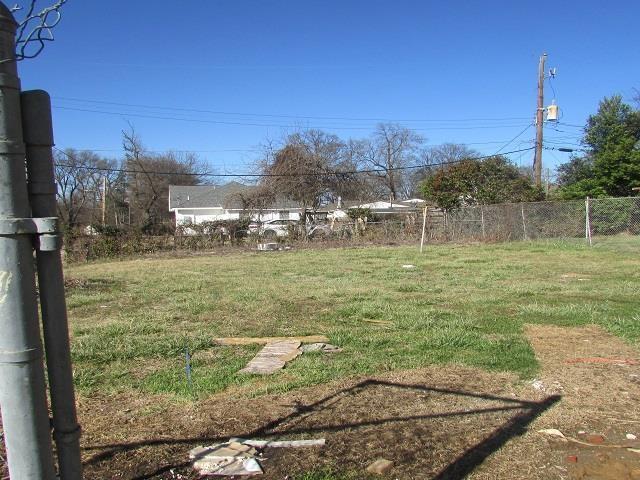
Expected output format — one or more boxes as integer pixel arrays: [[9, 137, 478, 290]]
[[0, 347, 42, 365], [0, 217, 62, 251], [0, 217, 57, 235]]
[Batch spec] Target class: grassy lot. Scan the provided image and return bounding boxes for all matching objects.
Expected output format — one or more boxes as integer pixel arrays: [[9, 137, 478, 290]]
[[65, 236, 640, 399]]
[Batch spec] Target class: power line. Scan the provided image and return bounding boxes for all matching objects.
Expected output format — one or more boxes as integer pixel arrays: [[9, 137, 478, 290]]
[[53, 146, 535, 178], [53, 96, 533, 124], [493, 123, 534, 154], [52, 106, 534, 132], [58, 138, 539, 155]]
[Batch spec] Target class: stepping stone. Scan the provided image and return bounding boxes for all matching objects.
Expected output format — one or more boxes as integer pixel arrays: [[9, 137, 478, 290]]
[[239, 340, 301, 374]]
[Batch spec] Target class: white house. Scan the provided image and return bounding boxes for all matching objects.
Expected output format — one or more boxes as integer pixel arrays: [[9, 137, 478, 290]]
[[169, 182, 303, 227]]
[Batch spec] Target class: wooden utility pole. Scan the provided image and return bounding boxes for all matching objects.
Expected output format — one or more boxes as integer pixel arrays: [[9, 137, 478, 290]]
[[101, 176, 106, 226], [533, 53, 547, 188]]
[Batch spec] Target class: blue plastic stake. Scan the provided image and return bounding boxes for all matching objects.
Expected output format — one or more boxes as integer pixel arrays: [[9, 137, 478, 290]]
[[185, 347, 193, 389]]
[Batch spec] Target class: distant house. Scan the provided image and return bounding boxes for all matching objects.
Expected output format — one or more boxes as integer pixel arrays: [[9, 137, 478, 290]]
[[169, 182, 302, 227]]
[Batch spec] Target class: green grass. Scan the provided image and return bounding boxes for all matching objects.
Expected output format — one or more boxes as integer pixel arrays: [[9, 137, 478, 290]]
[[65, 236, 640, 398]]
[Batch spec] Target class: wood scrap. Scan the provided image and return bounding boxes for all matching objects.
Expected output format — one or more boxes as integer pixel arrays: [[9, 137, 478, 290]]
[[213, 335, 329, 346], [231, 438, 326, 448], [538, 429, 637, 448], [362, 319, 392, 326], [565, 357, 638, 366]]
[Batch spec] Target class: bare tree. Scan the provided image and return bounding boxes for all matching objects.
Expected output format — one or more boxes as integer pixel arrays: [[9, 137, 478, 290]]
[[54, 149, 121, 230], [358, 123, 425, 201], [122, 127, 208, 232]]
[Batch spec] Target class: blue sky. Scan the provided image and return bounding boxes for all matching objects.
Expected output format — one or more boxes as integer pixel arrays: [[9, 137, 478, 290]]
[[17, 0, 640, 176]]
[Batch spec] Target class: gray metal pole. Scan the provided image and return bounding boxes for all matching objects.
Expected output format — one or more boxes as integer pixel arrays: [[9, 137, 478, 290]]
[[0, 4, 57, 479], [22, 90, 83, 480]]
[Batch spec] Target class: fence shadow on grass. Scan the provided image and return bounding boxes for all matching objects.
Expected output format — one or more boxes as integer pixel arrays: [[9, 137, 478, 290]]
[[81, 380, 560, 480]]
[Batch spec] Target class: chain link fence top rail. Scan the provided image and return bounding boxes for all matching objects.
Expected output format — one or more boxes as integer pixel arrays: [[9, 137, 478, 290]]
[[427, 197, 640, 243]]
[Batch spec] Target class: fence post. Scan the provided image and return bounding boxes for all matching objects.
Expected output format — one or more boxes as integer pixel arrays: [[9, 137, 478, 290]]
[[0, 4, 57, 479], [521, 204, 528, 240], [585, 196, 592, 246], [420, 206, 427, 253], [22, 90, 83, 479], [480, 205, 486, 240]]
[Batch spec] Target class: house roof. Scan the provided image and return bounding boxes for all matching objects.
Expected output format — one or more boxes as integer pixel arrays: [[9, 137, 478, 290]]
[[353, 201, 411, 210], [169, 182, 301, 210], [169, 182, 252, 209]]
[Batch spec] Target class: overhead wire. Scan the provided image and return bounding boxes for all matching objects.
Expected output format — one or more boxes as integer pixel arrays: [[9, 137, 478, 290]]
[[493, 123, 534, 154], [52, 106, 533, 132], [53, 146, 536, 179], [52, 96, 533, 124]]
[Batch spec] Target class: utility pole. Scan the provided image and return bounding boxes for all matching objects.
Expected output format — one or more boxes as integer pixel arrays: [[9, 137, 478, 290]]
[[533, 53, 547, 188], [101, 176, 107, 227]]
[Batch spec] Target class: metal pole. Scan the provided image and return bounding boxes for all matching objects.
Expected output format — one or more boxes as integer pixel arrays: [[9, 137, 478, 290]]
[[419, 206, 427, 253], [22, 90, 83, 480], [0, 4, 57, 479], [480, 205, 486, 239], [585, 196, 592, 246], [521, 204, 528, 240], [101, 175, 106, 227]]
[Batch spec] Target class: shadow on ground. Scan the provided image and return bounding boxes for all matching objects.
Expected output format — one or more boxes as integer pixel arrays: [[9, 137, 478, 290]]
[[81, 378, 560, 479]]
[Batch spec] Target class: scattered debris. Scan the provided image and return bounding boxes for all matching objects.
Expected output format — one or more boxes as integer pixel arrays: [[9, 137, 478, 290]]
[[539, 428, 566, 440], [190, 441, 262, 476], [566, 455, 578, 463], [300, 343, 343, 354], [626, 433, 637, 440], [565, 357, 638, 366], [213, 335, 329, 346], [232, 438, 326, 448], [586, 434, 606, 445], [539, 429, 634, 448], [190, 438, 325, 476], [531, 379, 545, 391], [257, 243, 279, 251], [366, 459, 394, 475], [362, 319, 393, 326], [239, 341, 301, 375], [401, 264, 416, 269]]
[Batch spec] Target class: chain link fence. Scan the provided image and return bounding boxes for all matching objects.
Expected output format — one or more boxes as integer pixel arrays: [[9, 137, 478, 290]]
[[426, 197, 640, 243]]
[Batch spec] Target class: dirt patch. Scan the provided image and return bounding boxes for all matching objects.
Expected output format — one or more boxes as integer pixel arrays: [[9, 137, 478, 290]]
[[77, 365, 554, 479], [474, 324, 640, 479], [3, 325, 638, 479]]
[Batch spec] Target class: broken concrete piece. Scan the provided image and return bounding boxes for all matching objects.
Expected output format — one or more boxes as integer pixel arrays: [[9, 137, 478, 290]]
[[626, 433, 637, 440], [191, 437, 325, 476], [366, 459, 394, 475], [532, 379, 545, 391], [300, 343, 343, 354], [213, 335, 329, 346], [190, 442, 262, 476], [239, 340, 301, 374], [402, 264, 415, 269], [194, 457, 262, 476]]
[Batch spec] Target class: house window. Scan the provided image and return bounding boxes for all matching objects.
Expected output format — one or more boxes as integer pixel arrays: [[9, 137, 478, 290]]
[[279, 210, 290, 220]]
